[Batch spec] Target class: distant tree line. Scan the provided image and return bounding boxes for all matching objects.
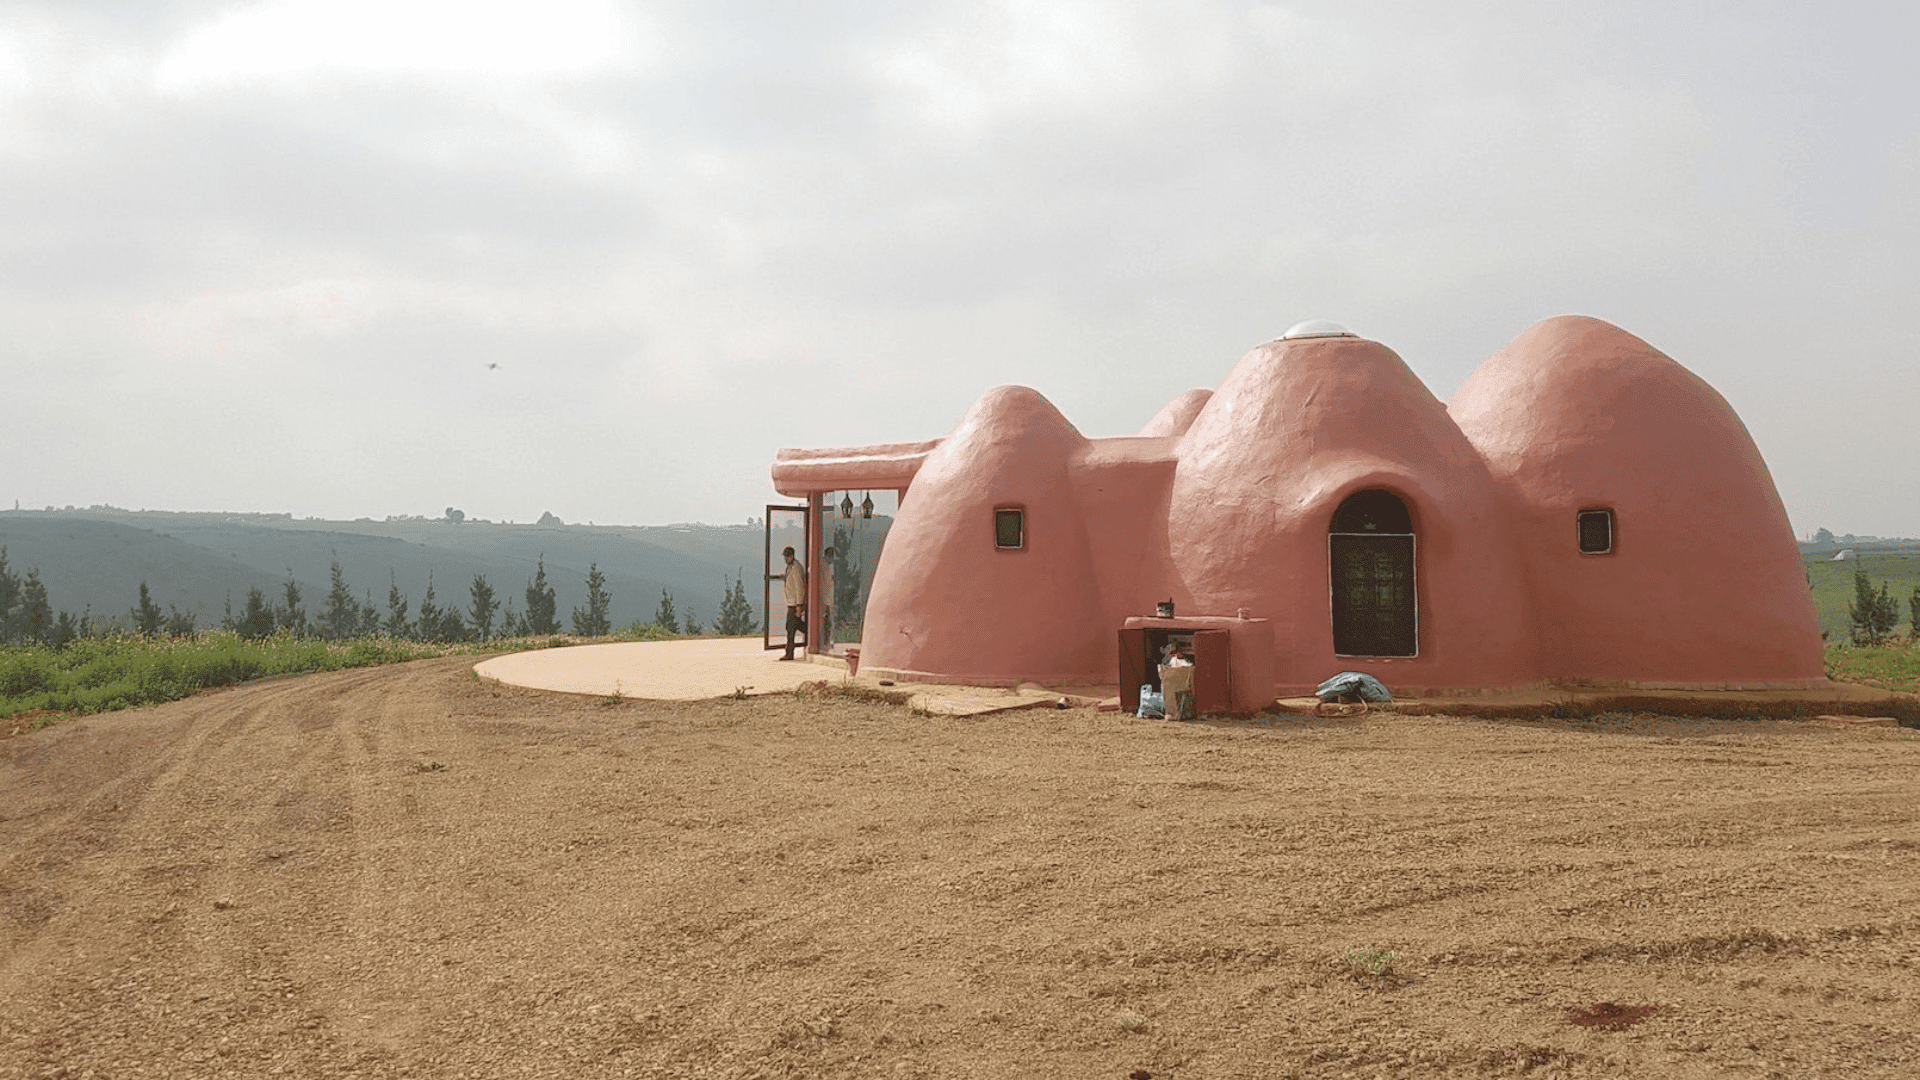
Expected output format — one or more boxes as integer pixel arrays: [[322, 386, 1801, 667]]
[[0, 546, 195, 647], [216, 556, 624, 644], [0, 544, 765, 649]]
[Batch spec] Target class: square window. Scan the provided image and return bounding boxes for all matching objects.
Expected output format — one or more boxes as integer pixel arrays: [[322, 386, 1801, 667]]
[[994, 508, 1024, 549], [1578, 509, 1613, 554]]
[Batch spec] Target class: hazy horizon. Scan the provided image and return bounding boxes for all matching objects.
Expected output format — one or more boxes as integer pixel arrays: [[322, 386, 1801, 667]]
[[1, 501, 758, 529], [6, 501, 1909, 544]]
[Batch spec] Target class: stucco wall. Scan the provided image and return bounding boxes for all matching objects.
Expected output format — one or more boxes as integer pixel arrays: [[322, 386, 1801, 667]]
[[858, 386, 1111, 685], [814, 316, 1825, 697], [1166, 335, 1538, 692], [1451, 316, 1825, 686]]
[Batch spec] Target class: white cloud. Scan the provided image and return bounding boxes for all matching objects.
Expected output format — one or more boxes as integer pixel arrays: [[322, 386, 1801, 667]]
[[154, 0, 643, 91], [4, 1, 1919, 529], [869, 0, 1244, 141]]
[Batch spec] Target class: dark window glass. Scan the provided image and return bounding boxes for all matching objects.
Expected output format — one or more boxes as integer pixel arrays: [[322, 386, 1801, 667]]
[[995, 508, 1024, 549], [1330, 534, 1417, 656], [1578, 509, 1613, 554]]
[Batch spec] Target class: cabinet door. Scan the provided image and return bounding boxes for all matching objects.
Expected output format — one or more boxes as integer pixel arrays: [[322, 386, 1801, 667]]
[[1118, 628, 1148, 711], [1193, 629, 1231, 714]]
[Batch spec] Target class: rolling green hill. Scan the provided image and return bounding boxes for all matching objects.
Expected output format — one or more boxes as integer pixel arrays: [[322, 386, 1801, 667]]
[[0, 509, 892, 635], [0, 517, 284, 625]]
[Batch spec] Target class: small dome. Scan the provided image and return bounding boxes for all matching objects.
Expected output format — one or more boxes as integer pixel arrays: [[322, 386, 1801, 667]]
[[1281, 319, 1355, 340]]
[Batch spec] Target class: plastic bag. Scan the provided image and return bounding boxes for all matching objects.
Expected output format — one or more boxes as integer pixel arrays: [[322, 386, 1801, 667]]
[[1136, 683, 1165, 719], [1314, 671, 1393, 703]]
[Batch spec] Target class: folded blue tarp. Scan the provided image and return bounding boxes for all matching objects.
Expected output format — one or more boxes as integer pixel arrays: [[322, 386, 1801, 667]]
[[1315, 671, 1393, 703]]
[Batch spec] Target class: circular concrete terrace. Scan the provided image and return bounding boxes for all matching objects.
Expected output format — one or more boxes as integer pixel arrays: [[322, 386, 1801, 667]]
[[473, 637, 834, 701], [472, 637, 1102, 716]]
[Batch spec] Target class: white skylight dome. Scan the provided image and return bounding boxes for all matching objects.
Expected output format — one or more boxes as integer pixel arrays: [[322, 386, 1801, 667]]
[[1280, 319, 1355, 339]]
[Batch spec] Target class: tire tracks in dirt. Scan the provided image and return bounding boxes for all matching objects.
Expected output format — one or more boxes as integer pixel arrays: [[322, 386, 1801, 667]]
[[5, 665, 1920, 1078], [0, 660, 479, 1078]]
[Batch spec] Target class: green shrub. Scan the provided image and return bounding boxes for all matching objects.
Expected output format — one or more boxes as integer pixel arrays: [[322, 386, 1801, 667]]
[[1, 630, 602, 727], [0, 653, 57, 697], [344, 638, 429, 668], [1825, 639, 1920, 693], [613, 622, 679, 642], [182, 648, 266, 688], [1343, 948, 1404, 978]]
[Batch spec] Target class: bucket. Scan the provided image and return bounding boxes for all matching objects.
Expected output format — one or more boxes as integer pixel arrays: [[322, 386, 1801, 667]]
[[1155, 600, 1176, 618]]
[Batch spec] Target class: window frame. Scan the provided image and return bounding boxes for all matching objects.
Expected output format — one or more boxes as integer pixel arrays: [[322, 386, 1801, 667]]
[[993, 506, 1026, 550], [1577, 508, 1615, 555]]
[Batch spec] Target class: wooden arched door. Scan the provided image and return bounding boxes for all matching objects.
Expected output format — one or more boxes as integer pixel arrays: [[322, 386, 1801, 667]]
[[1329, 489, 1417, 657]]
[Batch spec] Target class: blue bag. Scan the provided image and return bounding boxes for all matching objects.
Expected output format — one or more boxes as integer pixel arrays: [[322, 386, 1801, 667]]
[[1136, 683, 1165, 718], [1315, 671, 1393, 703]]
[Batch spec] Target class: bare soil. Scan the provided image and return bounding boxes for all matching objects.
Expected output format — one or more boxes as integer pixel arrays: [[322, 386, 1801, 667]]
[[2, 658, 1916, 1079]]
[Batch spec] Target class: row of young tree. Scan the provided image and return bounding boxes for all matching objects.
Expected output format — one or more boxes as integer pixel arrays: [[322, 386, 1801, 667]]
[[1846, 565, 1920, 646], [221, 557, 614, 642], [652, 575, 758, 637], [0, 544, 763, 647], [0, 546, 148, 647]]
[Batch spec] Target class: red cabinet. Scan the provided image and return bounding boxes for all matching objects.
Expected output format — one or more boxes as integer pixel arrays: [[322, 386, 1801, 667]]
[[1118, 625, 1231, 716]]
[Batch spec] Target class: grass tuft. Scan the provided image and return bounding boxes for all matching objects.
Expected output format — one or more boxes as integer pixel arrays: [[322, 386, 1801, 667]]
[[1824, 639, 1920, 694], [1343, 947, 1405, 979], [792, 679, 915, 706]]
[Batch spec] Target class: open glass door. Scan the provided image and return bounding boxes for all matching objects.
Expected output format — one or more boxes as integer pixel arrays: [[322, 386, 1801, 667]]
[[819, 489, 898, 650], [764, 504, 809, 651]]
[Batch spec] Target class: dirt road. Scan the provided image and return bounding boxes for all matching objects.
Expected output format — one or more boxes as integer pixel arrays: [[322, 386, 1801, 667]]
[[2, 658, 1916, 1078]]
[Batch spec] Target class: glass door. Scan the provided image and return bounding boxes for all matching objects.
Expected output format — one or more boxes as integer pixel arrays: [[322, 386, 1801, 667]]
[[764, 504, 809, 651], [819, 489, 898, 649]]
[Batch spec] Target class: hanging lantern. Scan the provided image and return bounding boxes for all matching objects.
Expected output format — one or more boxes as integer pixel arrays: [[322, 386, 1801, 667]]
[[861, 493, 875, 519], [839, 494, 854, 519]]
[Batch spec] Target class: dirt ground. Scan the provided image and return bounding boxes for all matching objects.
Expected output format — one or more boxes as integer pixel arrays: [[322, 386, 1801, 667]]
[[2, 658, 1916, 1080]]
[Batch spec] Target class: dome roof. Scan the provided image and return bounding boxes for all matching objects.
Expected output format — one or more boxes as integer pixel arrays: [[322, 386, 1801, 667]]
[[1449, 314, 1822, 684], [945, 384, 1085, 459], [1450, 315, 1750, 500], [1136, 388, 1213, 437]]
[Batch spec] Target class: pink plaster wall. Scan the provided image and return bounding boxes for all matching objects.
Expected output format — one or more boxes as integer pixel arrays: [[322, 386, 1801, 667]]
[[1166, 335, 1539, 692], [1450, 316, 1824, 686], [1067, 437, 1183, 645], [858, 386, 1113, 685], [1136, 389, 1213, 437], [785, 316, 1824, 697]]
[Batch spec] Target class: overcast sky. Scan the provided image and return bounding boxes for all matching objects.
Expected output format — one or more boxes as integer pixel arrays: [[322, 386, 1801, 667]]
[[5, 1, 1916, 536]]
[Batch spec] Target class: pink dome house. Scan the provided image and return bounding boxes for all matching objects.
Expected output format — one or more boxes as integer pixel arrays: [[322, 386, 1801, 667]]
[[771, 316, 1824, 706]]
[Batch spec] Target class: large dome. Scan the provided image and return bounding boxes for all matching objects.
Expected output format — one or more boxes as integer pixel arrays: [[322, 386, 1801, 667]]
[[1167, 333, 1536, 689], [858, 386, 1109, 684], [1451, 315, 1823, 684]]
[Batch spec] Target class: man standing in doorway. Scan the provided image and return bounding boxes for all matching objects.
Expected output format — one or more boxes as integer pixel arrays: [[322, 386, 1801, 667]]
[[772, 546, 806, 660]]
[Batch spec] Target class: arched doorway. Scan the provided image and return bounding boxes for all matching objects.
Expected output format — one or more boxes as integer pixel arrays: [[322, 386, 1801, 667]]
[[1329, 489, 1417, 657]]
